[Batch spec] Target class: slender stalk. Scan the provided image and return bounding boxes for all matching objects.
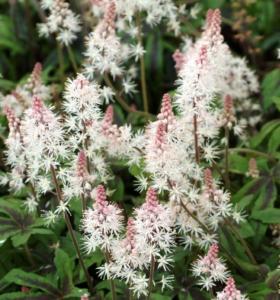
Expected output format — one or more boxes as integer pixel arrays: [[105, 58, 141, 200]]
[[147, 255, 155, 300], [224, 126, 230, 189], [56, 42, 65, 83], [193, 100, 200, 164], [228, 148, 277, 161], [136, 14, 149, 113], [50, 165, 94, 294], [104, 251, 117, 300], [225, 219, 257, 265], [81, 193, 87, 212], [24, 244, 35, 267], [67, 46, 78, 73], [180, 200, 244, 272], [104, 74, 134, 113], [103, 73, 152, 119]]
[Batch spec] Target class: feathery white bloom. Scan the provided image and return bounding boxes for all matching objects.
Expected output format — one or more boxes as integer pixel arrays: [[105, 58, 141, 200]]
[[38, 0, 81, 46]]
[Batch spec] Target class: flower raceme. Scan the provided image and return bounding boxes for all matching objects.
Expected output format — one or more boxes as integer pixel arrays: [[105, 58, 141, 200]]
[[192, 243, 229, 290], [82, 185, 124, 253], [215, 277, 248, 300], [38, 0, 81, 46]]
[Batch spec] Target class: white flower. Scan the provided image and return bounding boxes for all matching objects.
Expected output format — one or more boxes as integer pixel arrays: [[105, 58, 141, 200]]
[[160, 274, 174, 291]]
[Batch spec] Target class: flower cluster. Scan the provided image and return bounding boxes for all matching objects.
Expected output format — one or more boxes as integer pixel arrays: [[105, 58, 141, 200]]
[[38, 0, 81, 46], [98, 188, 175, 297], [215, 277, 248, 300], [0, 63, 51, 116], [192, 243, 229, 290], [82, 184, 124, 253]]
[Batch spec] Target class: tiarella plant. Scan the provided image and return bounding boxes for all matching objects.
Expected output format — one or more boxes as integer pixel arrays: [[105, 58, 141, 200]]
[[0, 1, 279, 300]]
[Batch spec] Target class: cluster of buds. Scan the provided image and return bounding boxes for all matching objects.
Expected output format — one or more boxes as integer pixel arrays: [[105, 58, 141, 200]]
[[216, 277, 248, 300], [246, 158, 260, 178]]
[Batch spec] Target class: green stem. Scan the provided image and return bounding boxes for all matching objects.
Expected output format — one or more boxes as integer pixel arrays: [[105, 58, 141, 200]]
[[225, 219, 257, 265], [228, 148, 277, 161], [104, 251, 117, 300], [24, 244, 35, 267], [56, 42, 65, 83], [50, 165, 94, 295], [147, 255, 155, 300], [224, 126, 230, 189], [103, 74, 152, 119], [137, 14, 149, 113], [67, 46, 78, 73], [180, 200, 244, 272], [193, 100, 200, 164], [81, 193, 87, 212]]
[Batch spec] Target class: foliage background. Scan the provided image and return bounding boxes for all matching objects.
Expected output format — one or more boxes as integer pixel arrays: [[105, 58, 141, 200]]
[[0, 0, 279, 299]]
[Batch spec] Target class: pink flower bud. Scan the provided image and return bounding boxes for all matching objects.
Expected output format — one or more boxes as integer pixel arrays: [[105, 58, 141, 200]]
[[76, 151, 88, 181], [173, 49, 186, 73], [157, 94, 174, 125]]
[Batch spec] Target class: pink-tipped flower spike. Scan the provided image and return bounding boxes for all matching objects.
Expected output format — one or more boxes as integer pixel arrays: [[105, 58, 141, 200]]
[[123, 217, 137, 254], [3, 106, 26, 191], [196, 45, 208, 69], [103, 0, 116, 35], [30, 62, 42, 87], [102, 105, 114, 134], [173, 49, 186, 73], [157, 94, 175, 129], [247, 158, 259, 179], [222, 95, 236, 129], [76, 150, 88, 182], [204, 168, 214, 196], [154, 122, 167, 154], [192, 243, 229, 290], [4, 106, 21, 136], [204, 9, 223, 46], [216, 277, 248, 300], [21, 96, 66, 183], [133, 187, 175, 266], [82, 184, 123, 253]]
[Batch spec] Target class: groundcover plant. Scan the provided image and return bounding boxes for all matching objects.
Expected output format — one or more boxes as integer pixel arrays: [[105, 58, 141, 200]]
[[0, 0, 279, 299]]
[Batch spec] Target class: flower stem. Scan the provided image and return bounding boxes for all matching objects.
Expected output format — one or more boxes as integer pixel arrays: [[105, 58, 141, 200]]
[[24, 244, 35, 267], [103, 74, 152, 119], [56, 42, 65, 83], [50, 165, 94, 294], [228, 148, 277, 161], [193, 100, 200, 164], [224, 126, 230, 189], [104, 251, 117, 300], [225, 219, 257, 265], [67, 45, 78, 73], [180, 200, 244, 272], [147, 255, 155, 300], [137, 14, 149, 113]]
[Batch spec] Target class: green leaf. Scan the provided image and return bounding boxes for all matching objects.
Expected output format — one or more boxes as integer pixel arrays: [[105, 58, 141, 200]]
[[250, 120, 280, 148], [268, 126, 280, 152], [111, 177, 124, 202], [251, 208, 280, 223], [54, 248, 74, 294], [229, 153, 248, 174], [238, 221, 255, 238], [0, 292, 50, 300], [261, 69, 280, 110], [4, 269, 61, 297], [11, 232, 31, 247]]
